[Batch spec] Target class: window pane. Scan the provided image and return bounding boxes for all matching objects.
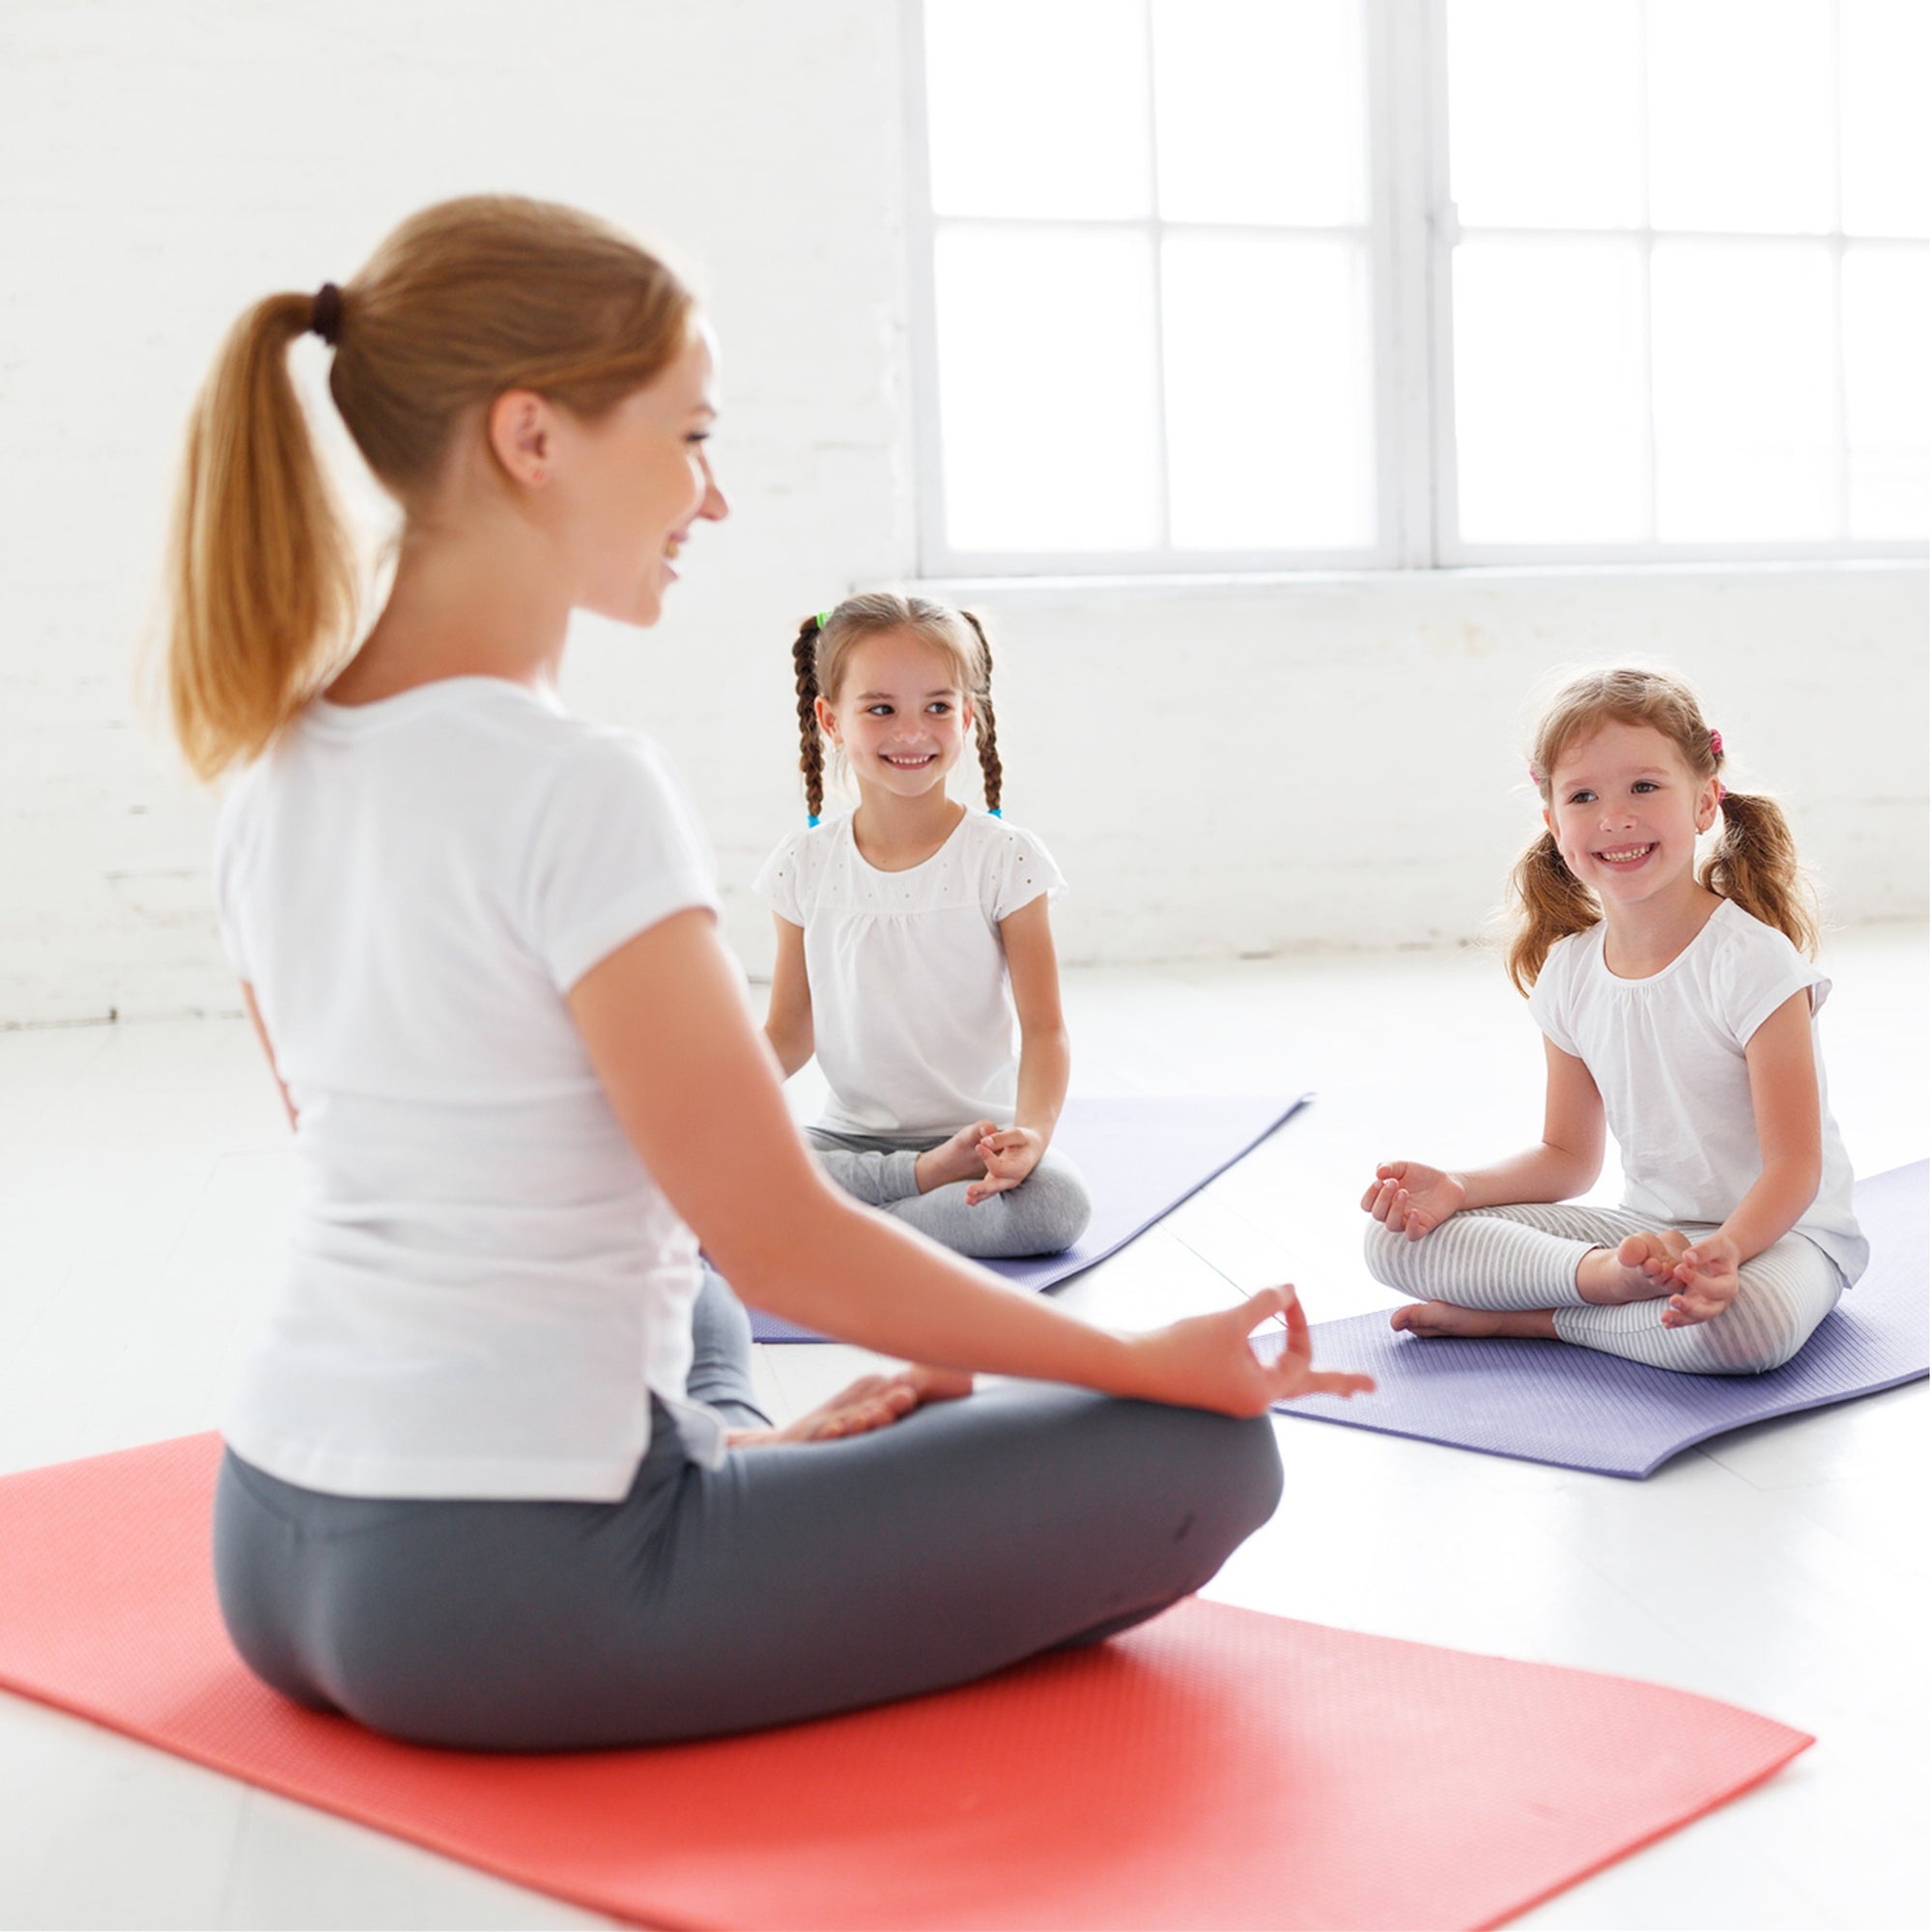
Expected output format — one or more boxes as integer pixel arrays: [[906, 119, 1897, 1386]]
[[1841, 0, 1930, 238], [1446, 0, 1642, 229], [1452, 238, 1646, 543], [1162, 234, 1375, 550], [1651, 241, 1837, 540], [1151, 0, 1367, 226], [924, 0, 1150, 220], [933, 226, 1161, 551], [1648, 1, 1834, 235], [1843, 244, 1929, 538]]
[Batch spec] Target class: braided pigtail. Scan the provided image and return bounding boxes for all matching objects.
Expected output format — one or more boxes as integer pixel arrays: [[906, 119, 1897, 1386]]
[[792, 613, 825, 823], [1505, 829, 1601, 995], [957, 609, 1002, 814], [1701, 789, 1818, 956]]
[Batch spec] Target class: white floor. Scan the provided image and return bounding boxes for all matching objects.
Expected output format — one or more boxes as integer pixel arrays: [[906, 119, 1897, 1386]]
[[0, 926, 1924, 1929]]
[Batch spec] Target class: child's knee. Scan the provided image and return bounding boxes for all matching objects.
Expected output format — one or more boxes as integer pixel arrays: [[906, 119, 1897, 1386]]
[[1361, 1215, 1415, 1291], [1669, 1296, 1809, 1376], [1028, 1158, 1092, 1251]]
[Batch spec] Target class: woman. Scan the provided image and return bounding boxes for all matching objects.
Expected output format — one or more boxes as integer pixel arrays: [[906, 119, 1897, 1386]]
[[169, 194, 1370, 1750]]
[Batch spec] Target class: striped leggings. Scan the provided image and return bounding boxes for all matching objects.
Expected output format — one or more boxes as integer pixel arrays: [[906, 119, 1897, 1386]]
[[1363, 1203, 1846, 1376]]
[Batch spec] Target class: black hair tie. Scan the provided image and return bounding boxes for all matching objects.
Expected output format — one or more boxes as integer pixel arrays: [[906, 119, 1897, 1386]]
[[308, 282, 343, 347]]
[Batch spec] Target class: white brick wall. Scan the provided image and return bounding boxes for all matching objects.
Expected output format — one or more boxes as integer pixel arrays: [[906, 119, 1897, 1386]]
[[1, 1, 1924, 1026]]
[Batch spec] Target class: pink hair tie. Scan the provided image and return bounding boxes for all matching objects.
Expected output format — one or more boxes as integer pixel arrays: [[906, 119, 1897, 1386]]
[[1709, 728, 1723, 757], [1528, 764, 1543, 786]]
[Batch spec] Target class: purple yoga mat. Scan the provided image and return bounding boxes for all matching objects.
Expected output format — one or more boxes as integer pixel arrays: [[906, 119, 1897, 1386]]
[[1271, 1162, 1928, 1479], [747, 1093, 1309, 1343]]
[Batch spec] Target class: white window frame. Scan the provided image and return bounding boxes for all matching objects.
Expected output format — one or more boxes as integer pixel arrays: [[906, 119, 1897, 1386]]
[[902, 0, 1929, 577]]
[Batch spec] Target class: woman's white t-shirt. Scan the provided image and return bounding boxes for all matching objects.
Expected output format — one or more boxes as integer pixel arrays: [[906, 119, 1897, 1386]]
[[753, 810, 1065, 1135], [214, 678, 725, 1502], [1526, 898, 1867, 1284]]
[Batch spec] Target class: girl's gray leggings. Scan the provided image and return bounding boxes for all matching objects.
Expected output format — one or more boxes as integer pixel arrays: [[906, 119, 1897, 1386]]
[[807, 1126, 1093, 1259], [213, 1269, 1282, 1751], [1363, 1202, 1846, 1375]]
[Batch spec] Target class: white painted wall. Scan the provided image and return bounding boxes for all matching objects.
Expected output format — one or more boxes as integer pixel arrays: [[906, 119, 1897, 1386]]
[[2, 1, 1924, 1027]]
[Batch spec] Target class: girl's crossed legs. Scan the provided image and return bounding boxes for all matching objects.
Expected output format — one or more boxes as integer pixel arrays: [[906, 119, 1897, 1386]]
[[1363, 1203, 1844, 1376], [807, 1125, 1093, 1259], [213, 1269, 1279, 1749]]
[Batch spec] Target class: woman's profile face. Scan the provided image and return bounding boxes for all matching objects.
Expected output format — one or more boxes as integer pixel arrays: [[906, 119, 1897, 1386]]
[[553, 320, 728, 628]]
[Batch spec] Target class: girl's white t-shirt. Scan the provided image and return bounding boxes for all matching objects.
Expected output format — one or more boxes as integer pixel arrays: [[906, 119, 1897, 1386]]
[[1527, 898, 1867, 1284], [213, 678, 726, 1502], [753, 810, 1065, 1135]]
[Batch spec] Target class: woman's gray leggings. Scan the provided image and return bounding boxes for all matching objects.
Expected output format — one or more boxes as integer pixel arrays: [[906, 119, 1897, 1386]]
[[807, 1126, 1093, 1259], [1363, 1203, 1846, 1375], [213, 1270, 1282, 1751]]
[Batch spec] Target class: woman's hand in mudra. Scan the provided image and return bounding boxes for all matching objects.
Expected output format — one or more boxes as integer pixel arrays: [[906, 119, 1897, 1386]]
[[1127, 1286, 1375, 1418], [727, 1364, 975, 1448]]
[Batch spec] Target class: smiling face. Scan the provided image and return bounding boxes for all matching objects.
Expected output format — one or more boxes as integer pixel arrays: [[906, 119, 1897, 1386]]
[[546, 320, 727, 628], [1545, 718, 1720, 909], [816, 628, 972, 805]]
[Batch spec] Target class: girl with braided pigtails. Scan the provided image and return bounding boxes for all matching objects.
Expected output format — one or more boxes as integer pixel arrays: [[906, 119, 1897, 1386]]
[[755, 593, 1094, 1259], [1361, 667, 1866, 1376]]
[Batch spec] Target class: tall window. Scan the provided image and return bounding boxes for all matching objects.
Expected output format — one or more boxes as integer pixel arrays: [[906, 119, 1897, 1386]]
[[909, 0, 1928, 573], [1443, 0, 1928, 559], [913, 0, 1385, 570]]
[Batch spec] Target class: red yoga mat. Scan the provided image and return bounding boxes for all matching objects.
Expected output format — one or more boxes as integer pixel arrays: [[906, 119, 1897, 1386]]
[[0, 1434, 1808, 1931]]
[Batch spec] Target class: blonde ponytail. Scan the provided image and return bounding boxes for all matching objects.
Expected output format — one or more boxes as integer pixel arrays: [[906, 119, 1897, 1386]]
[[164, 293, 357, 781], [163, 196, 696, 781]]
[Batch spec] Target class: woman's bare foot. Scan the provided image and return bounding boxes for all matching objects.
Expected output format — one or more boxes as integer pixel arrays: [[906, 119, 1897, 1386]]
[[1390, 1302, 1558, 1341], [727, 1365, 974, 1448], [914, 1120, 998, 1195], [1577, 1231, 1689, 1305]]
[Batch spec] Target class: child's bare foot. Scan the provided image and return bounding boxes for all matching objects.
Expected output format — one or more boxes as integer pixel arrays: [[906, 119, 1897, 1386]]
[[727, 1366, 975, 1449], [915, 1121, 998, 1195], [1577, 1231, 1689, 1304], [1390, 1302, 1560, 1341]]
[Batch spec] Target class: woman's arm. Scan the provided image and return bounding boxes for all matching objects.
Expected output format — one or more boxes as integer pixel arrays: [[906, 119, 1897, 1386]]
[[240, 980, 298, 1131], [969, 895, 1068, 1203], [569, 909, 1370, 1414], [1363, 1037, 1605, 1238], [762, 915, 814, 1078]]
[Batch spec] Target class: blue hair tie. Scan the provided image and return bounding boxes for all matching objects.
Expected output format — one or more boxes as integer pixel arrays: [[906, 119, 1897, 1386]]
[[988, 807, 1002, 818], [808, 813, 821, 828]]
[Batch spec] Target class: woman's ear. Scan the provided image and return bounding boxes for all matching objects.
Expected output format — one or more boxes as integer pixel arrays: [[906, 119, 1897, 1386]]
[[813, 693, 840, 745], [486, 389, 554, 489]]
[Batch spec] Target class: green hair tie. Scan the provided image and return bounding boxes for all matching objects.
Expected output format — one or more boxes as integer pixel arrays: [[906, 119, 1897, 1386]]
[[815, 610, 833, 630]]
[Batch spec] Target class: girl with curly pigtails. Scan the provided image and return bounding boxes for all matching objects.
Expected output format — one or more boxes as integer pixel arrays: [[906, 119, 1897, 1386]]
[[1360, 667, 1866, 1376], [755, 593, 1093, 1259]]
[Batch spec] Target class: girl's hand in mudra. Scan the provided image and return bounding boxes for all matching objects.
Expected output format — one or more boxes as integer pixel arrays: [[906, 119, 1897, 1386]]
[[966, 1124, 1045, 1206], [1361, 1160, 1467, 1240], [1128, 1286, 1376, 1418]]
